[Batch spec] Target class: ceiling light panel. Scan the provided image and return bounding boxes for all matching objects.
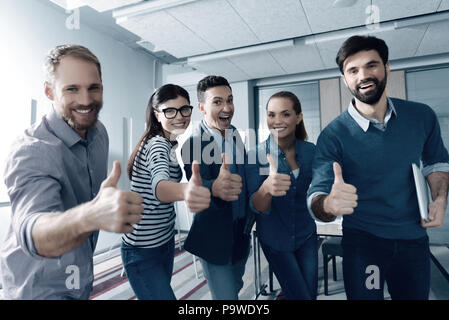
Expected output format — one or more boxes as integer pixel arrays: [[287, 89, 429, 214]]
[[82, 0, 142, 12], [49, 0, 85, 10]]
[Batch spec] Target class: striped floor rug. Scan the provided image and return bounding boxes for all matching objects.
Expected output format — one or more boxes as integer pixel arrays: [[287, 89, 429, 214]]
[[89, 235, 273, 300], [89, 239, 449, 300]]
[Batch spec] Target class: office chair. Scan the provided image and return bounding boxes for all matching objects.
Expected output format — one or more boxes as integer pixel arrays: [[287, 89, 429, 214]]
[[321, 237, 343, 296]]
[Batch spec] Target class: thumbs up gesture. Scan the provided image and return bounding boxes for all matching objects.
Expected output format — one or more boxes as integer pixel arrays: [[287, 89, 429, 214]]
[[323, 162, 358, 216], [263, 154, 291, 197], [211, 153, 243, 202], [91, 161, 143, 233], [184, 160, 211, 213]]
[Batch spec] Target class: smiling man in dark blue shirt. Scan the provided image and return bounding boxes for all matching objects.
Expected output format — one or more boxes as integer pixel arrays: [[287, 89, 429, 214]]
[[308, 36, 449, 300]]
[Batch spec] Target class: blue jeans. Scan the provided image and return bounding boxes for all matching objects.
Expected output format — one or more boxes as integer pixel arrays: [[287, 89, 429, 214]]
[[260, 232, 318, 300], [121, 237, 176, 300], [342, 228, 430, 300], [200, 254, 248, 300]]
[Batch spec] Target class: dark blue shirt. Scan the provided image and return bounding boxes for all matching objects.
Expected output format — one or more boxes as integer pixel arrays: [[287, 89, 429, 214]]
[[246, 135, 316, 252], [308, 98, 449, 240]]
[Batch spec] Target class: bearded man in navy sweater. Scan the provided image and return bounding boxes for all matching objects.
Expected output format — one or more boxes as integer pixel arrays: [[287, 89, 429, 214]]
[[308, 35, 449, 300]]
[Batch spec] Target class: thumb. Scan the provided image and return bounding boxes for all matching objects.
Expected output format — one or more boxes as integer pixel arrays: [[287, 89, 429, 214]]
[[190, 160, 202, 186], [102, 161, 121, 188], [267, 154, 277, 174], [333, 162, 344, 184], [220, 153, 230, 172]]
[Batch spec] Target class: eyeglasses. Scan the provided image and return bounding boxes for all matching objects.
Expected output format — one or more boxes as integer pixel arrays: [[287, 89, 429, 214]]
[[157, 105, 193, 119]]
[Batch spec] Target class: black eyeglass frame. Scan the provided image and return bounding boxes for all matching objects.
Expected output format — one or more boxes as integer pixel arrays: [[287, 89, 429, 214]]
[[157, 105, 193, 119]]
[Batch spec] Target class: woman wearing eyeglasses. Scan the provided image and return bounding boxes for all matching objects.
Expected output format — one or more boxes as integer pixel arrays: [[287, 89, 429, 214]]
[[121, 84, 211, 300]]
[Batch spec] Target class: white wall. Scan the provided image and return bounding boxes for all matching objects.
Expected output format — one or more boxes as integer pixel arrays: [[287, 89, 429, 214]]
[[0, 0, 157, 253]]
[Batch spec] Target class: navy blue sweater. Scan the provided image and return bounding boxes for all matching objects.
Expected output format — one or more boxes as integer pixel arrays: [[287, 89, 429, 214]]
[[308, 98, 449, 240]]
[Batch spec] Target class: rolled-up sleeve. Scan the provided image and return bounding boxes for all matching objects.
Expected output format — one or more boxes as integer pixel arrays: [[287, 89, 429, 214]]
[[147, 137, 172, 202], [422, 162, 449, 177], [4, 143, 64, 258]]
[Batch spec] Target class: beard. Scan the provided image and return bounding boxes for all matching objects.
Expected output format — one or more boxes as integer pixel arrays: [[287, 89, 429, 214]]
[[62, 101, 103, 132], [350, 74, 387, 105]]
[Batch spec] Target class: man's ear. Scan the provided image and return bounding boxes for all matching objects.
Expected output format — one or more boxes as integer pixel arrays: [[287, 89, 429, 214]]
[[198, 102, 206, 115], [385, 61, 391, 76], [341, 74, 348, 88], [44, 82, 54, 101]]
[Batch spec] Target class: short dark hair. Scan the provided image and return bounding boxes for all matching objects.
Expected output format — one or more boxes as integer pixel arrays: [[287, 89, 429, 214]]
[[197, 75, 232, 103], [336, 35, 389, 74]]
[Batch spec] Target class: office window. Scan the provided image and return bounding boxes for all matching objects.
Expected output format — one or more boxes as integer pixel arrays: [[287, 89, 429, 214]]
[[0, 97, 48, 203], [406, 66, 449, 150], [256, 82, 321, 144]]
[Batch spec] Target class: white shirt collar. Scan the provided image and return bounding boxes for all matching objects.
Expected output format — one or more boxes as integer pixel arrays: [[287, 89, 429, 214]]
[[202, 119, 237, 143], [347, 97, 397, 132]]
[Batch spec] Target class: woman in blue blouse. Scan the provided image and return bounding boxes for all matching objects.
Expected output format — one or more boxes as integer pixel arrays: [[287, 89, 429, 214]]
[[246, 91, 317, 300]]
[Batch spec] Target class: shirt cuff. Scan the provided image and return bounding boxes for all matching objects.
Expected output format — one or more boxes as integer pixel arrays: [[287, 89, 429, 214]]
[[249, 193, 271, 215], [21, 212, 49, 258], [422, 162, 449, 177], [307, 191, 329, 222]]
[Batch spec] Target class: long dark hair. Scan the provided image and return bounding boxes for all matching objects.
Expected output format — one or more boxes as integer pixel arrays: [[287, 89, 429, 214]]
[[127, 84, 190, 179], [266, 91, 308, 141]]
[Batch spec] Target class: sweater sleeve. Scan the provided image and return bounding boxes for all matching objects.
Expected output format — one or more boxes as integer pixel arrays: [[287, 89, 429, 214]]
[[307, 128, 343, 199], [421, 106, 449, 169]]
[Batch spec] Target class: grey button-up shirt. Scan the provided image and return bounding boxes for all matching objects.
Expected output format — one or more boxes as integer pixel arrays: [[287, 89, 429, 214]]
[[1, 108, 108, 299]]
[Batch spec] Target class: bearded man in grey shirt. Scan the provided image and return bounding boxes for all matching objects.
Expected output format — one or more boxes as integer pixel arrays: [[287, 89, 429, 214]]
[[1, 45, 143, 299]]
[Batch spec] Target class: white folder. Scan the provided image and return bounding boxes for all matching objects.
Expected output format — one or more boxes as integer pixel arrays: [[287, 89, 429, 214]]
[[412, 163, 431, 222]]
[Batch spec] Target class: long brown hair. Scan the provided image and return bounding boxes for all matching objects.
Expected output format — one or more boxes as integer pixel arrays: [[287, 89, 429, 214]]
[[266, 91, 308, 141], [127, 84, 190, 179]]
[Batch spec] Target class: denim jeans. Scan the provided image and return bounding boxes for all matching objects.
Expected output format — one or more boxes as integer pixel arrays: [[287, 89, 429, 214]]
[[342, 228, 430, 300], [199, 253, 248, 300], [260, 232, 318, 300], [121, 237, 176, 300]]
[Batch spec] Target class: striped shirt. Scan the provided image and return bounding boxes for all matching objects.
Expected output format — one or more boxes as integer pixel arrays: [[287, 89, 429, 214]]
[[122, 135, 182, 248]]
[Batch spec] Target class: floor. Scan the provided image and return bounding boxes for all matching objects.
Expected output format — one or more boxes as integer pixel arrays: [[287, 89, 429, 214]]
[[256, 243, 449, 301], [89, 233, 449, 300], [1, 232, 447, 300]]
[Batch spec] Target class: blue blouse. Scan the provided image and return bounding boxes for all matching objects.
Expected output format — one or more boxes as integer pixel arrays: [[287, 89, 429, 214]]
[[246, 135, 316, 252]]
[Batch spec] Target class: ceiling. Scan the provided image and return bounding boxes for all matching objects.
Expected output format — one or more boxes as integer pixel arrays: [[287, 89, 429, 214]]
[[47, 0, 449, 82]]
